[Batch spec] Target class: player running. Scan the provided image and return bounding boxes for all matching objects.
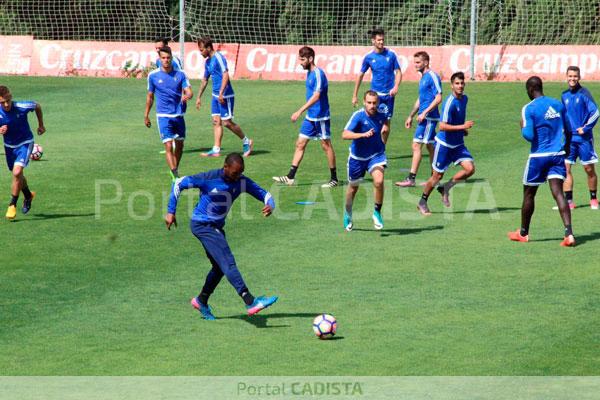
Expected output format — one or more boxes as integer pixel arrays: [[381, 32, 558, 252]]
[[417, 72, 475, 215], [561, 65, 599, 210], [0, 86, 45, 220], [272, 46, 338, 188], [352, 28, 402, 144], [195, 37, 253, 158], [165, 153, 278, 320], [144, 46, 192, 182], [396, 51, 442, 187], [508, 76, 575, 247], [343, 91, 388, 231]]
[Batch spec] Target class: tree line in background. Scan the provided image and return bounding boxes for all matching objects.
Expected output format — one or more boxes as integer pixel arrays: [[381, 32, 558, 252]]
[[1, 0, 599, 45]]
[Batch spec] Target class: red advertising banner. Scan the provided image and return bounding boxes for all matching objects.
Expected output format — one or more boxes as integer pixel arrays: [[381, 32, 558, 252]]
[[235, 44, 600, 82], [0, 36, 33, 75], [1, 36, 599, 82]]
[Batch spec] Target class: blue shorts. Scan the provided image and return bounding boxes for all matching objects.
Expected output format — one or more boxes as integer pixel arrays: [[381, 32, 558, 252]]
[[5, 142, 33, 171], [566, 140, 598, 165], [414, 119, 437, 144], [377, 94, 395, 120], [523, 155, 567, 186], [299, 119, 331, 141], [211, 96, 234, 120], [347, 152, 387, 185], [432, 142, 474, 173], [157, 116, 186, 143]]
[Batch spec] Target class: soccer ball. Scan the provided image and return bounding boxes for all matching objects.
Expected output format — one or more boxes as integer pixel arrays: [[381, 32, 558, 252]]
[[30, 144, 43, 161], [312, 314, 337, 339]]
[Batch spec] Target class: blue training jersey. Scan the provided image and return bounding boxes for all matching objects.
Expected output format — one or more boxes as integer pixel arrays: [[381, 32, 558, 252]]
[[155, 55, 182, 71], [436, 94, 468, 148], [561, 85, 599, 143], [147, 68, 190, 117], [418, 70, 442, 120], [203, 51, 234, 98], [0, 101, 36, 148], [345, 108, 387, 160], [306, 67, 330, 121], [521, 96, 568, 156], [167, 168, 275, 229], [360, 48, 401, 95]]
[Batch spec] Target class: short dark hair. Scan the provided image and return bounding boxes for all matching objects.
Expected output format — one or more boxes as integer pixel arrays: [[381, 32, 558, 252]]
[[526, 76, 543, 93], [369, 28, 385, 38], [156, 37, 169, 46], [197, 36, 214, 49], [0, 86, 10, 97], [414, 51, 430, 62], [298, 46, 315, 60], [566, 65, 581, 76], [364, 90, 378, 99], [451, 71, 465, 82], [225, 152, 244, 167], [157, 46, 172, 56]]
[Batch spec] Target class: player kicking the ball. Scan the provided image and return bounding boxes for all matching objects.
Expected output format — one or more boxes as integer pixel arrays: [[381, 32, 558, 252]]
[[508, 76, 575, 247], [417, 72, 475, 215], [343, 91, 388, 231], [0, 86, 45, 220], [165, 153, 278, 320]]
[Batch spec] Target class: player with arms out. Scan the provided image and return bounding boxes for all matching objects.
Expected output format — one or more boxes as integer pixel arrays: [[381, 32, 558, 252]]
[[195, 37, 253, 158], [273, 46, 338, 188], [165, 153, 278, 320], [352, 28, 402, 144], [396, 51, 442, 187], [343, 91, 388, 231], [561, 65, 599, 210], [417, 72, 475, 215], [508, 76, 575, 247], [0, 86, 45, 219], [144, 46, 192, 182]]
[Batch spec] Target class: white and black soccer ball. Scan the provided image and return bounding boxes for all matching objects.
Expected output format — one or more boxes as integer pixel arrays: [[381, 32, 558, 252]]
[[30, 144, 43, 161], [312, 314, 337, 339]]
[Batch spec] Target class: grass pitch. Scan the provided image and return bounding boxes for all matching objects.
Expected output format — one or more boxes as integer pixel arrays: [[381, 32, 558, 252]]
[[1, 76, 599, 375]]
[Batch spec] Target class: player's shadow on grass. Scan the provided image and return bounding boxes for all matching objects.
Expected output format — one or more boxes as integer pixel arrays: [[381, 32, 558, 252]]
[[222, 312, 320, 329], [386, 154, 413, 160], [450, 206, 520, 214], [533, 231, 600, 246], [353, 225, 444, 236], [11, 212, 95, 222], [183, 148, 271, 156]]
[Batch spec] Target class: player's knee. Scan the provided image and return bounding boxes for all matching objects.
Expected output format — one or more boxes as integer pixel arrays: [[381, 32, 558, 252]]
[[465, 163, 475, 176], [12, 168, 23, 178], [222, 119, 234, 129], [583, 164, 596, 176], [212, 117, 221, 126], [411, 142, 421, 152]]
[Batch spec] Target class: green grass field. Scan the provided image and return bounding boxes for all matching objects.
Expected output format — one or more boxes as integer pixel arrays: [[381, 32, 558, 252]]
[[1, 76, 599, 376]]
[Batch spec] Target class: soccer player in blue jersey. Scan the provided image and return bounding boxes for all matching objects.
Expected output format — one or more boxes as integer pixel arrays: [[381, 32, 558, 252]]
[[144, 46, 192, 182], [195, 37, 253, 158], [561, 66, 599, 210], [0, 86, 45, 220], [165, 153, 278, 320], [154, 38, 182, 71], [396, 51, 443, 187], [352, 28, 402, 145], [273, 46, 338, 188], [417, 72, 475, 215], [508, 76, 575, 247], [343, 90, 388, 231]]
